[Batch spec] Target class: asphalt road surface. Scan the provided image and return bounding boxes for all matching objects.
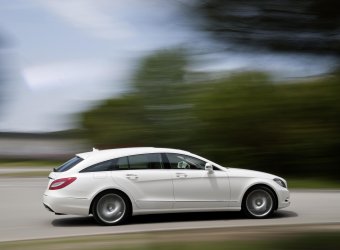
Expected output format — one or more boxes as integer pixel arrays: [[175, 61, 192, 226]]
[[0, 177, 339, 242]]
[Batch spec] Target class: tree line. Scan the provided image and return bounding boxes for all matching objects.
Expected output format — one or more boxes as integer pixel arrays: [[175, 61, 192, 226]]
[[81, 50, 340, 179]]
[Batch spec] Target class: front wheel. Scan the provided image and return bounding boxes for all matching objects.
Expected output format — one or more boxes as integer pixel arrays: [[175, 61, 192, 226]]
[[93, 192, 130, 225], [242, 186, 275, 218]]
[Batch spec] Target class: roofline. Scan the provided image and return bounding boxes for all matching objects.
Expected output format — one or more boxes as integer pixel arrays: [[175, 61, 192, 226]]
[[76, 147, 191, 159]]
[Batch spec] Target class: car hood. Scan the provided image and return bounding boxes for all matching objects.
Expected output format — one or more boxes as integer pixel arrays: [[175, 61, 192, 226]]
[[227, 167, 278, 180]]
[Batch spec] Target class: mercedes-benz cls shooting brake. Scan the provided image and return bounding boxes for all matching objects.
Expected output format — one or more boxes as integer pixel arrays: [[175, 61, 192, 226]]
[[43, 147, 290, 225]]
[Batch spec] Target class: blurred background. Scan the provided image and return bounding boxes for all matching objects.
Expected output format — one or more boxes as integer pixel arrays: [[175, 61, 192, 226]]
[[0, 0, 339, 182]]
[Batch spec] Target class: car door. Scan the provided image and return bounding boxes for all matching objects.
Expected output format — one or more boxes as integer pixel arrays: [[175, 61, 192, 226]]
[[111, 153, 174, 210], [165, 153, 230, 209]]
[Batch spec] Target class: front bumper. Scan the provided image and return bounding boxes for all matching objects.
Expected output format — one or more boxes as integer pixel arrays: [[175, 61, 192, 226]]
[[277, 188, 290, 209], [43, 193, 90, 216]]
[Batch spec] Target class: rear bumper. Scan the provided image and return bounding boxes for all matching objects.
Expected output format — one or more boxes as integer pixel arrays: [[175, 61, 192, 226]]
[[43, 193, 90, 216]]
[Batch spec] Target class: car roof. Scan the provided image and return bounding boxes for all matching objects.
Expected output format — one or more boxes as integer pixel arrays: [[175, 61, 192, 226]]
[[76, 147, 192, 161]]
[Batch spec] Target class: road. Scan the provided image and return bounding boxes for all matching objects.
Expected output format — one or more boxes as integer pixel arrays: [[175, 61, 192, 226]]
[[0, 177, 339, 242]]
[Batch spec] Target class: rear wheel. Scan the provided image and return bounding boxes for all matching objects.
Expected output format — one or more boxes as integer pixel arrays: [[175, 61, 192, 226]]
[[93, 192, 130, 225], [242, 186, 275, 218]]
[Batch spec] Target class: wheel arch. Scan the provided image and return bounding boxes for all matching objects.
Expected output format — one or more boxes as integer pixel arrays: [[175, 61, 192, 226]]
[[89, 188, 133, 215], [241, 183, 279, 210]]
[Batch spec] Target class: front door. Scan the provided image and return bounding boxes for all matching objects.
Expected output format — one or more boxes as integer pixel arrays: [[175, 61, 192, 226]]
[[165, 153, 229, 209]]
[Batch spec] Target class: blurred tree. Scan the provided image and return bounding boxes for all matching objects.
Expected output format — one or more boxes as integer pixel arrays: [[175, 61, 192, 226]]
[[194, 72, 283, 171], [81, 50, 340, 178], [195, 0, 340, 54], [195, 72, 340, 178], [82, 50, 197, 149]]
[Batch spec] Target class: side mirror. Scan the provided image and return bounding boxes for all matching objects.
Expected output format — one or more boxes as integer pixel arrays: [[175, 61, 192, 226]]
[[205, 163, 214, 173]]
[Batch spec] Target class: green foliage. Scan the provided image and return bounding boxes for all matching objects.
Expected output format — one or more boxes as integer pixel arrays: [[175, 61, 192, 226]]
[[195, 72, 340, 177], [82, 50, 196, 148], [81, 50, 340, 178], [194, 72, 278, 162]]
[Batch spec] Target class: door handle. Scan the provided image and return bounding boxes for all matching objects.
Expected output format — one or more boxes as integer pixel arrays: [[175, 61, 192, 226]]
[[176, 173, 187, 178], [126, 174, 139, 180]]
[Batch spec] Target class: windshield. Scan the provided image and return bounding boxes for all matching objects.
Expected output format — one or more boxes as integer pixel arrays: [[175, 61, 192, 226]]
[[54, 156, 83, 172]]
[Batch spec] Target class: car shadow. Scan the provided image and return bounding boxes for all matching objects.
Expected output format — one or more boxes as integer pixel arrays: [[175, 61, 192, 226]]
[[51, 210, 298, 227]]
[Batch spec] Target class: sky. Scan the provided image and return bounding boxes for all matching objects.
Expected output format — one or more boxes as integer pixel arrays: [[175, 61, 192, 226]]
[[0, 0, 337, 132]]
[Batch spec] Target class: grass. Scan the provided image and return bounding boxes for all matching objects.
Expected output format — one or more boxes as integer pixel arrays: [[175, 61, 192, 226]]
[[0, 229, 339, 250], [0, 160, 62, 167], [0, 171, 51, 178], [287, 178, 340, 189], [0, 160, 57, 177]]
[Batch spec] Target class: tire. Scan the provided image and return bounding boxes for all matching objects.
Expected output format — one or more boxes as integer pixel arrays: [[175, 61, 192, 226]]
[[92, 191, 131, 225], [242, 186, 276, 219]]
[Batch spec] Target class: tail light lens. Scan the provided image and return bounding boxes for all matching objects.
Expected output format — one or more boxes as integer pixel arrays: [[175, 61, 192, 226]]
[[49, 177, 77, 190]]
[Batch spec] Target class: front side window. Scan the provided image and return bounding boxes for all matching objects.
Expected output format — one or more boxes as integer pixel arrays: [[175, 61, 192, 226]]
[[128, 154, 163, 169], [55, 156, 83, 172], [165, 153, 206, 170]]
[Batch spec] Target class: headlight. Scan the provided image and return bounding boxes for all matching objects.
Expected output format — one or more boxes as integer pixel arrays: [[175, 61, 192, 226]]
[[274, 178, 287, 188]]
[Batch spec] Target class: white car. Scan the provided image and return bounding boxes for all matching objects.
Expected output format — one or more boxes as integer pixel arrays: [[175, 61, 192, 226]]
[[43, 147, 290, 225]]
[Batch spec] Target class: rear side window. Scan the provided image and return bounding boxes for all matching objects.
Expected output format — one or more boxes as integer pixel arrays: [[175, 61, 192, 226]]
[[54, 156, 83, 172], [80, 157, 129, 172], [80, 159, 114, 173], [128, 154, 163, 169], [114, 157, 129, 170], [79, 154, 163, 173]]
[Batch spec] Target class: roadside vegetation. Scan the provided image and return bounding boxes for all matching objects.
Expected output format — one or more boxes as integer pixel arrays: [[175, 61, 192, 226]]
[[81, 50, 340, 181], [0, 160, 62, 167], [1, 50, 339, 188]]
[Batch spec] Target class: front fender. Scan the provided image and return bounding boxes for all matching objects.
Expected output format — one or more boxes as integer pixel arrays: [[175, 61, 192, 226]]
[[229, 177, 279, 208]]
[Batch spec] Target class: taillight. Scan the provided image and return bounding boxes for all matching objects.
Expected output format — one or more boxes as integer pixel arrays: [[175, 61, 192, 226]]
[[49, 177, 77, 190]]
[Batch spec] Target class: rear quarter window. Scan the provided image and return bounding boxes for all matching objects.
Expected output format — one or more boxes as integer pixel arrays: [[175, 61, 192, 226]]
[[54, 156, 83, 172], [80, 159, 115, 173]]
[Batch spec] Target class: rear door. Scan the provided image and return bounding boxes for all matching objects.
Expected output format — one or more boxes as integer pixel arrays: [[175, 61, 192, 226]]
[[112, 153, 174, 210]]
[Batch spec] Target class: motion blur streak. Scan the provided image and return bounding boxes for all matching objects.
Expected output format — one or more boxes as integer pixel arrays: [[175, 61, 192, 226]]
[[82, 51, 340, 180], [0, 0, 339, 246], [0, 0, 338, 132]]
